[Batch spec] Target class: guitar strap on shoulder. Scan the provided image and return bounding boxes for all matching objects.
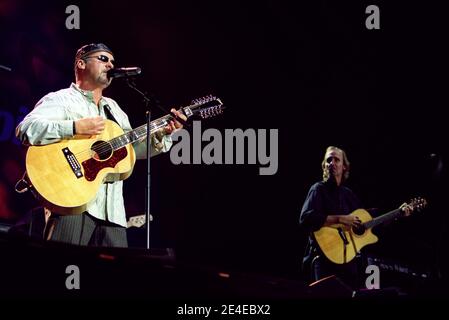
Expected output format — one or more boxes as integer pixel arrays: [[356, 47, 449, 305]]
[[103, 104, 120, 127]]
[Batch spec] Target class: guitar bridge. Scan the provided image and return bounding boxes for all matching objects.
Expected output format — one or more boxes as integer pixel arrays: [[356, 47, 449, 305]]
[[62, 147, 83, 178]]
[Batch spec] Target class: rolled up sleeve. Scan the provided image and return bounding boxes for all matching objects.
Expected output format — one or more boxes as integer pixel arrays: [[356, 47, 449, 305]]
[[15, 94, 73, 146]]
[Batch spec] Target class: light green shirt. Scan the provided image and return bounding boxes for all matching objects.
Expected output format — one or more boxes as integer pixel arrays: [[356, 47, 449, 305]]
[[16, 83, 172, 227]]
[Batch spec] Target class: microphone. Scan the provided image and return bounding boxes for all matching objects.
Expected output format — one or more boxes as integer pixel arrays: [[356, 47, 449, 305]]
[[107, 67, 141, 79]]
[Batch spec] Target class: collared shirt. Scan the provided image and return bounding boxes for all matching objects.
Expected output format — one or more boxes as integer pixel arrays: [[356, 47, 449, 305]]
[[16, 83, 172, 227]]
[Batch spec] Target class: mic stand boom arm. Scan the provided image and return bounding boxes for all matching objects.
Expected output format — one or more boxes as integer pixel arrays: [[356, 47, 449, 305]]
[[126, 79, 188, 127]]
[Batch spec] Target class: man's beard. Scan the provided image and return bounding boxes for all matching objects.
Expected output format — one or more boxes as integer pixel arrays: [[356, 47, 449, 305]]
[[97, 73, 111, 87], [324, 167, 336, 181], [324, 171, 338, 185]]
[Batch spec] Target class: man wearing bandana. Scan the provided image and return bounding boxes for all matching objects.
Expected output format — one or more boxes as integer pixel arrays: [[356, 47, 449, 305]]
[[16, 43, 185, 247]]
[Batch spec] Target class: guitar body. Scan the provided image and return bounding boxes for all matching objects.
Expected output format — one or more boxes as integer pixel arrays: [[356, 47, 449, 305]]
[[26, 120, 136, 215], [313, 209, 378, 264]]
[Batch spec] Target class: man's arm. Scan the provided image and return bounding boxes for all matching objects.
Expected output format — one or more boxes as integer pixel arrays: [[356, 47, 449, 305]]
[[300, 184, 362, 231], [324, 215, 361, 227], [131, 108, 186, 159], [132, 132, 173, 159], [16, 93, 74, 145], [300, 185, 327, 231]]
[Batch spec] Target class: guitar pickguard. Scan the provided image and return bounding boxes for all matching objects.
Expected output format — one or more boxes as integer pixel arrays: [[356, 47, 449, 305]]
[[82, 147, 128, 181]]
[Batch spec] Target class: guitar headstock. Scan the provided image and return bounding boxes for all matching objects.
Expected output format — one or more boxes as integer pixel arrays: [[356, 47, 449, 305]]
[[181, 95, 225, 120], [127, 214, 147, 228], [407, 197, 428, 213]]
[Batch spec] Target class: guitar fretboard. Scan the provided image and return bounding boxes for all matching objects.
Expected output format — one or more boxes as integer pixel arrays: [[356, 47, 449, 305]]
[[108, 113, 178, 150], [105, 96, 223, 150], [363, 208, 403, 229]]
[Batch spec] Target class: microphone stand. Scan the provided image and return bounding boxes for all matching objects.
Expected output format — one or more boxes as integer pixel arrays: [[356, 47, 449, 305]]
[[125, 78, 188, 251], [145, 108, 151, 251], [125, 78, 159, 251]]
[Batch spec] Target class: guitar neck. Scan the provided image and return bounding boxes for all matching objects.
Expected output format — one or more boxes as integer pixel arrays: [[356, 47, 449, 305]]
[[109, 113, 178, 150], [364, 208, 403, 229], [107, 96, 224, 150]]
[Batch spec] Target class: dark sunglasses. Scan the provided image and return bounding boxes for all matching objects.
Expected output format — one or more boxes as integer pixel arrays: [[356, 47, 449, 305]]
[[84, 55, 115, 64]]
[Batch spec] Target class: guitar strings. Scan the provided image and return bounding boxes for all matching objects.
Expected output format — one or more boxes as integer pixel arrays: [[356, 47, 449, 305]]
[[72, 120, 168, 161], [71, 101, 218, 161]]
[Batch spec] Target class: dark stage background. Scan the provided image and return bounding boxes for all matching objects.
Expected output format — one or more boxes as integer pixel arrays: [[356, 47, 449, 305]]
[[1, 0, 448, 291]]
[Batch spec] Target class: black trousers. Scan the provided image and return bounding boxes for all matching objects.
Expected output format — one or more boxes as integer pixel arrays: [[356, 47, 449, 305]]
[[311, 255, 363, 289], [46, 213, 128, 247]]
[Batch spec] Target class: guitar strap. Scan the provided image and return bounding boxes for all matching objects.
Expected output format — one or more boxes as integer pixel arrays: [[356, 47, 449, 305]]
[[348, 231, 359, 256], [103, 104, 120, 127], [103, 104, 121, 186], [337, 227, 349, 263]]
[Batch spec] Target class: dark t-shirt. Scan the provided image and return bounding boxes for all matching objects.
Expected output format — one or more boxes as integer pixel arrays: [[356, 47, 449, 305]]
[[300, 179, 362, 268]]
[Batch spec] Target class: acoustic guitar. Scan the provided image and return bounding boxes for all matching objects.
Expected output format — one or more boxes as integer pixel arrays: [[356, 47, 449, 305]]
[[313, 197, 427, 264], [25, 96, 224, 214]]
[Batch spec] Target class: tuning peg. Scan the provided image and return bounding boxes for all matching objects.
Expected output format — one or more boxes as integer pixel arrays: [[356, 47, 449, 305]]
[[191, 95, 218, 105]]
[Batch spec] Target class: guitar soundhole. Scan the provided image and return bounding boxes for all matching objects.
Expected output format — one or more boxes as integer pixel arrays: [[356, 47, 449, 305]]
[[352, 225, 366, 236], [91, 140, 113, 161]]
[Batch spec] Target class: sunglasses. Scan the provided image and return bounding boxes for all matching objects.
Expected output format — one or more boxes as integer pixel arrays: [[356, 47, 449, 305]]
[[84, 55, 115, 65]]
